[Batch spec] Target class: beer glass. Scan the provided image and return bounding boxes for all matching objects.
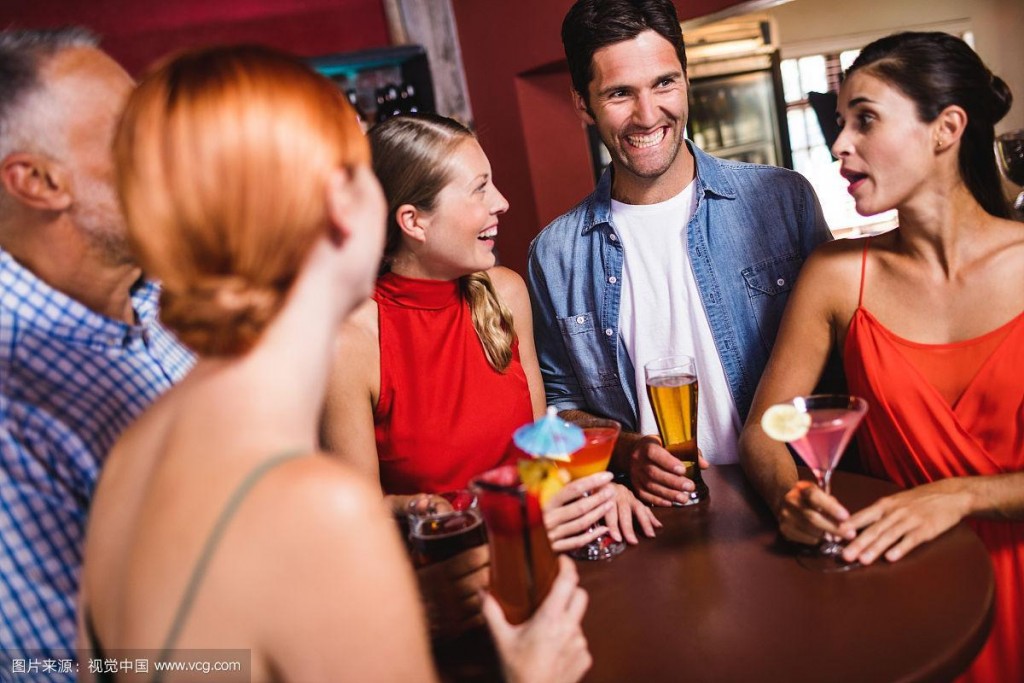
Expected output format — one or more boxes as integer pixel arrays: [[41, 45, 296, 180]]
[[406, 490, 487, 568], [644, 355, 708, 505], [470, 465, 559, 625]]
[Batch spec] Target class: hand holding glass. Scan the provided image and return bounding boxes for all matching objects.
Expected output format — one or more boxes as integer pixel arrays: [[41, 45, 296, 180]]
[[644, 355, 708, 505], [763, 394, 868, 572], [561, 418, 624, 561], [471, 465, 559, 625]]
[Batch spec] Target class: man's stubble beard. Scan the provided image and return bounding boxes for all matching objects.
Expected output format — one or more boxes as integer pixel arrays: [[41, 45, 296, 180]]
[[72, 177, 135, 268]]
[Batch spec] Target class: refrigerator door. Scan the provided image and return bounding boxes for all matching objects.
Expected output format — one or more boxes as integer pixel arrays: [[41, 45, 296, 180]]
[[687, 62, 790, 168]]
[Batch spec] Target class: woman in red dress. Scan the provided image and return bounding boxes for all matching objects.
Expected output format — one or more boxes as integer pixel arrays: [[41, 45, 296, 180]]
[[738, 32, 1023, 681]]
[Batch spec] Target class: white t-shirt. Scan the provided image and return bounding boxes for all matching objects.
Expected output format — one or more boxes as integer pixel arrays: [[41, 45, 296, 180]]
[[612, 182, 741, 464]]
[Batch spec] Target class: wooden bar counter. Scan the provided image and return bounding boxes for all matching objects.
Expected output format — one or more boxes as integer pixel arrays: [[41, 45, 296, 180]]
[[577, 465, 993, 682], [437, 465, 993, 682]]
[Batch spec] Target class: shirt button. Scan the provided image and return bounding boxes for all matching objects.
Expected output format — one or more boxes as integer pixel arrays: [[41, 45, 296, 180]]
[[776, 278, 786, 286], [576, 316, 586, 324], [608, 276, 617, 284], [609, 234, 618, 242], [605, 328, 614, 336]]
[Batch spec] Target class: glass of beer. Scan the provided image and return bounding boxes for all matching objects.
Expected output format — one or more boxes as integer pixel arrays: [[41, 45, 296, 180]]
[[407, 490, 488, 568], [644, 355, 708, 505], [470, 465, 559, 625]]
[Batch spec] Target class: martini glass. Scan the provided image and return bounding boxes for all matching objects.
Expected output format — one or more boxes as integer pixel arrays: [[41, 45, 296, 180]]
[[784, 394, 868, 572], [996, 129, 1024, 219], [560, 418, 624, 561]]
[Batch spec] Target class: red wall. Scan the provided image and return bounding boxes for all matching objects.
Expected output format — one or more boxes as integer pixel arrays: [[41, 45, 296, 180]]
[[452, 0, 767, 275], [0, 0, 391, 75]]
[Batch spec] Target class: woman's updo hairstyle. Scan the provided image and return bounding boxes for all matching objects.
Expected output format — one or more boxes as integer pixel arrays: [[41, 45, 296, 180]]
[[846, 32, 1013, 219], [115, 45, 368, 355]]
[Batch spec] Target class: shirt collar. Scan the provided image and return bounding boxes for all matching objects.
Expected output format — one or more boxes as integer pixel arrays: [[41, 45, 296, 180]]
[[581, 140, 737, 235], [0, 247, 161, 346]]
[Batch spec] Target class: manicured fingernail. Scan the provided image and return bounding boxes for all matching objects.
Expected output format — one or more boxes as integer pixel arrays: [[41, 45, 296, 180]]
[[676, 493, 690, 503], [673, 465, 685, 474]]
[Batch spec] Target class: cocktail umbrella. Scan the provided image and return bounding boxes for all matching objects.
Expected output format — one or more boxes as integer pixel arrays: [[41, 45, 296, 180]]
[[513, 406, 584, 462]]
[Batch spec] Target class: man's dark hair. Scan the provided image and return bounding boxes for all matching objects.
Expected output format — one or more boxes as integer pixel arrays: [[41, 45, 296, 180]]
[[561, 0, 686, 101], [0, 27, 98, 153]]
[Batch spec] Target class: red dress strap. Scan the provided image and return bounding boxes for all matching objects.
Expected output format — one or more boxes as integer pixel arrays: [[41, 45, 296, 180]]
[[857, 237, 871, 308]]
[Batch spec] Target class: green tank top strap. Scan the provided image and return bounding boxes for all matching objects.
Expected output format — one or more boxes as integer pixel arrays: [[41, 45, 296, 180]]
[[153, 450, 306, 680]]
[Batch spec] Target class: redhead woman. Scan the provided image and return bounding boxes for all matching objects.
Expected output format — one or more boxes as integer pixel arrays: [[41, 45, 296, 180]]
[[739, 32, 1023, 681], [78, 47, 590, 683], [323, 114, 657, 553]]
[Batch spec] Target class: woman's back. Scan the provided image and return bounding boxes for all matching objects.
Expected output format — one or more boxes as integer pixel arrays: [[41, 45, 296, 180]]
[[81, 367, 433, 682]]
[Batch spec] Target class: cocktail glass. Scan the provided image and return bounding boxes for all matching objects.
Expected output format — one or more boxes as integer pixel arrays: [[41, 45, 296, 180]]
[[784, 394, 868, 572], [406, 490, 487, 568], [470, 465, 560, 625], [995, 129, 1024, 218], [561, 418, 624, 561], [644, 355, 708, 505]]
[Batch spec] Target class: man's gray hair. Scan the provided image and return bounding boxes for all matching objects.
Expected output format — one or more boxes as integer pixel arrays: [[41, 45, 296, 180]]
[[0, 27, 99, 158]]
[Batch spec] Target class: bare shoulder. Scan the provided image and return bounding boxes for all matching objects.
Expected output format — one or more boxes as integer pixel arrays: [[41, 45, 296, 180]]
[[265, 455, 390, 540], [800, 235, 873, 284], [337, 298, 379, 346], [333, 298, 380, 381], [992, 216, 1024, 251], [486, 266, 528, 308]]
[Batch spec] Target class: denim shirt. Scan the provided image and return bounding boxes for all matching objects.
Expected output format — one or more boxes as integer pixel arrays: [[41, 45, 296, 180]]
[[527, 142, 830, 432]]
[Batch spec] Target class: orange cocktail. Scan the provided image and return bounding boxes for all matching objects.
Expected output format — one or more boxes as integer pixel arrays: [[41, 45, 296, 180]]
[[564, 427, 619, 479], [563, 419, 623, 561]]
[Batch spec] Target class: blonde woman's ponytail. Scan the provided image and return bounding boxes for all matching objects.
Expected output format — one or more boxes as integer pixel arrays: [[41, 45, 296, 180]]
[[460, 272, 515, 372]]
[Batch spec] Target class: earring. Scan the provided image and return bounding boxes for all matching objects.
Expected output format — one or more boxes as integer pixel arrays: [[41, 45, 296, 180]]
[[935, 139, 943, 151]]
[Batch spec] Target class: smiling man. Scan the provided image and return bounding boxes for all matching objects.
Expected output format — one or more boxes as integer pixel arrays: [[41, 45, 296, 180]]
[[527, 0, 832, 506]]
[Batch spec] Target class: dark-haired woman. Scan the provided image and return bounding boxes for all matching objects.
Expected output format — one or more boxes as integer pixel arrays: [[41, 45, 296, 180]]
[[324, 114, 657, 553], [739, 32, 1023, 680]]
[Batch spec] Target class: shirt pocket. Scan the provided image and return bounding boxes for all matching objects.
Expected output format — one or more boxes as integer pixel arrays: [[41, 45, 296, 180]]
[[741, 254, 801, 350], [557, 311, 620, 389]]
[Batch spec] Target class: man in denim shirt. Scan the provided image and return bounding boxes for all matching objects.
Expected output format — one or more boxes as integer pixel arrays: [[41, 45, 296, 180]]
[[528, 0, 831, 506]]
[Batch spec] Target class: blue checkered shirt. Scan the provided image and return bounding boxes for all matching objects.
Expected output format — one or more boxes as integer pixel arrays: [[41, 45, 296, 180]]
[[0, 247, 195, 672]]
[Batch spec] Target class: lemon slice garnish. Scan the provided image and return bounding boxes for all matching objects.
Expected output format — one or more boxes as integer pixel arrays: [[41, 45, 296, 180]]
[[760, 404, 812, 442], [517, 458, 570, 508]]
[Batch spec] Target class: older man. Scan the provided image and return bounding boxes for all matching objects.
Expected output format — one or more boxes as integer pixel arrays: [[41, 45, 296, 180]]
[[0, 29, 194, 663]]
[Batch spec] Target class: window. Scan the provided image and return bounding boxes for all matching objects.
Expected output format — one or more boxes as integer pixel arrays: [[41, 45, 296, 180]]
[[780, 51, 860, 179]]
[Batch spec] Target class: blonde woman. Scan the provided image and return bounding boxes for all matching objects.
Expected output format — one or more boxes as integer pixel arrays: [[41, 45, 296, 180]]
[[324, 114, 657, 553], [78, 47, 590, 683]]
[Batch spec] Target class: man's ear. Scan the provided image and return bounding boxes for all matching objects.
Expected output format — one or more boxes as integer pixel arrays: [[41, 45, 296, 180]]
[[571, 88, 596, 127], [395, 203, 427, 245], [0, 153, 72, 211]]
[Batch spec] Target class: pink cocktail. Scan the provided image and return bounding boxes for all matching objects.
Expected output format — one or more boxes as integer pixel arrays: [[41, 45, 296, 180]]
[[785, 395, 868, 571]]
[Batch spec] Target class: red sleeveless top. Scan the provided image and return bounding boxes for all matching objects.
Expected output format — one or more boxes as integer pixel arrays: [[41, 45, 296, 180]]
[[373, 272, 533, 495], [844, 240, 1024, 683]]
